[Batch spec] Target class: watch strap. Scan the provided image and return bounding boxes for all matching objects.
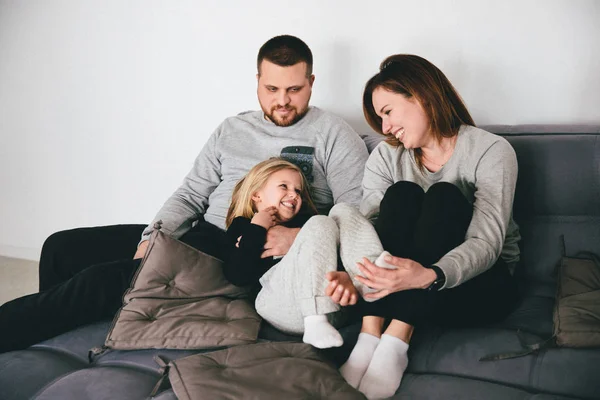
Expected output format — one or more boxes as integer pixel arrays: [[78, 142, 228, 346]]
[[427, 265, 446, 291]]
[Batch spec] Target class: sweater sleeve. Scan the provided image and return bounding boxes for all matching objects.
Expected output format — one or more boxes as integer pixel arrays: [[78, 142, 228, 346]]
[[360, 143, 396, 222], [140, 124, 224, 242], [435, 140, 518, 289], [222, 217, 273, 287], [321, 119, 370, 208]]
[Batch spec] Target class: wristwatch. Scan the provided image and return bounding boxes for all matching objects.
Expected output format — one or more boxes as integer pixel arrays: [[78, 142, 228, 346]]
[[427, 265, 446, 291]]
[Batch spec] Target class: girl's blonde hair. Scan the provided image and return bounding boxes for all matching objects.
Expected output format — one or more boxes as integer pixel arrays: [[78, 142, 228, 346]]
[[226, 158, 318, 227]]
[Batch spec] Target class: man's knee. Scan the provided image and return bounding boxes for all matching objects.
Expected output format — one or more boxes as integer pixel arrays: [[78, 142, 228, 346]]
[[41, 228, 82, 258], [69, 259, 139, 312]]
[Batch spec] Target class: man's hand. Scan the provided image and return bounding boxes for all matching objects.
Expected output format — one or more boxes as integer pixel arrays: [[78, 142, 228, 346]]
[[355, 256, 437, 300], [261, 225, 300, 258], [325, 271, 358, 306], [133, 240, 149, 259]]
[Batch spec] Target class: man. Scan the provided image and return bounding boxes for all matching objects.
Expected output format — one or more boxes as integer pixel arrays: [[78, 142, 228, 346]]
[[0, 35, 368, 353], [133, 34, 367, 261]]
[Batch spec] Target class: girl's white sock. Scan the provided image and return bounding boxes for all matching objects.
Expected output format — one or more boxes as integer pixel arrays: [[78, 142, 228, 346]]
[[302, 315, 343, 349]]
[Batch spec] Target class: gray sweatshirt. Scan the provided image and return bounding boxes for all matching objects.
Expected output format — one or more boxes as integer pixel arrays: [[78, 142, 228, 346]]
[[360, 125, 520, 289], [142, 107, 369, 241]]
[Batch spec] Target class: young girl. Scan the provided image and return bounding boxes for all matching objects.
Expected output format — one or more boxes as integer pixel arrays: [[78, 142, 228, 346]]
[[222, 158, 392, 350]]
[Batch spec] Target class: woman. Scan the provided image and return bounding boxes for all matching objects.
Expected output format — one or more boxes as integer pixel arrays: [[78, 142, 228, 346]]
[[337, 55, 521, 399]]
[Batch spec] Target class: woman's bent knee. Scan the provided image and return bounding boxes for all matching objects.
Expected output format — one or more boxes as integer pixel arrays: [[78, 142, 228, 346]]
[[381, 181, 424, 205]]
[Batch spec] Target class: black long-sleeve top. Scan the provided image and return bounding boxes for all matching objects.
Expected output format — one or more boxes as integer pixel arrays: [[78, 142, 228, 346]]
[[222, 214, 311, 297]]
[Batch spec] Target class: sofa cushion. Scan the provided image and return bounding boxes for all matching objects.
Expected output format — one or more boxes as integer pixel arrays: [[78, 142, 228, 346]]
[[406, 327, 600, 400], [496, 295, 554, 337], [0, 349, 87, 400], [168, 342, 366, 400], [105, 227, 261, 350], [396, 374, 581, 400], [554, 255, 600, 347]]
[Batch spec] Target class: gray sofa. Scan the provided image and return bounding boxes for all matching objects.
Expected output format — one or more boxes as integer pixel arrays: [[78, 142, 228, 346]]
[[1, 125, 599, 400]]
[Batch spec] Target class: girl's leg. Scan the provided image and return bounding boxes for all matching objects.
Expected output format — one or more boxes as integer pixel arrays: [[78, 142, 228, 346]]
[[329, 203, 392, 300], [255, 215, 344, 348]]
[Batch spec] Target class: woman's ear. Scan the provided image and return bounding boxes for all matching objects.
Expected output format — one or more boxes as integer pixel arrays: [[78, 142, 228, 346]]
[[251, 193, 261, 203]]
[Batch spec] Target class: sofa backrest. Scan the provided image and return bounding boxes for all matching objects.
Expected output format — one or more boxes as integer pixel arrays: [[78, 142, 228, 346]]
[[361, 125, 600, 298], [488, 125, 600, 297]]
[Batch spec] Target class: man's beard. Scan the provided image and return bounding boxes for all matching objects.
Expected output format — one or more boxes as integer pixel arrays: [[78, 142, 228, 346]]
[[264, 105, 309, 127]]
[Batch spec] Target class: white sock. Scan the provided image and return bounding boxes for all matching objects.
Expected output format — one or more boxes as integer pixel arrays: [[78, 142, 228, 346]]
[[339, 332, 380, 388], [374, 251, 397, 270], [302, 315, 343, 349], [358, 334, 409, 399]]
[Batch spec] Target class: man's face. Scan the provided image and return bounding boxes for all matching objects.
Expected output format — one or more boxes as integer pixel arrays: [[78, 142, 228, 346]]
[[257, 60, 314, 127]]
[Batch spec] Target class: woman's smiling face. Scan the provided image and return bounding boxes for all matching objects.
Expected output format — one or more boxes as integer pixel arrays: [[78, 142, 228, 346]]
[[372, 87, 431, 149]]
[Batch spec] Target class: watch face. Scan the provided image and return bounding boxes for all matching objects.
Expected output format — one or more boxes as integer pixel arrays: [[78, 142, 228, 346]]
[[428, 278, 444, 292]]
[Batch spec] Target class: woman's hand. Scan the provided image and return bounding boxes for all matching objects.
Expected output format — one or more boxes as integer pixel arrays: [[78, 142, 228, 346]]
[[251, 206, 278, 229], [355, 255, 437, 300]]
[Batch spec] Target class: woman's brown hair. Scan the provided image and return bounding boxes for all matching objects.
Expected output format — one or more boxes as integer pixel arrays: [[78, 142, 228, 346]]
[[363, 54, 475, 168]]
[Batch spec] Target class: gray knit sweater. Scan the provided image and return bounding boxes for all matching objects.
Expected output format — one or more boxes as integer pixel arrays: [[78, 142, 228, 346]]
[[360, 125, 520, 289], [142, 107, 369, 241]]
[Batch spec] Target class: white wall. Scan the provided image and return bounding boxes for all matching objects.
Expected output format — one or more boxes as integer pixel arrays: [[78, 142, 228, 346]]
[[1, 0, 599, 260]]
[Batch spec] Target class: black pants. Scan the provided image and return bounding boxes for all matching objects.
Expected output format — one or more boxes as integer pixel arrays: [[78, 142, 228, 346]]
[[0, 221, 226, 353], [360, 181, 518, 328]]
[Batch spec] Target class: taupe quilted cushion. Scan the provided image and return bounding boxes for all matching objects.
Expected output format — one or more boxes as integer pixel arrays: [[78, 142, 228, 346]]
[[554, 255, 600, 347], [168, 342, 366, 400], [105, 227, 262, 350]]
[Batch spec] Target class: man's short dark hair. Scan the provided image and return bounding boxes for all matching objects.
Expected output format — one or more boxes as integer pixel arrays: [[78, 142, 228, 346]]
[[257, 35, 313, 77]]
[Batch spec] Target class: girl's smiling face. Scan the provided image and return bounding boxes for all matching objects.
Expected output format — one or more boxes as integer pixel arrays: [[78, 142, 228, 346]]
[[252, 168, 303, 222]]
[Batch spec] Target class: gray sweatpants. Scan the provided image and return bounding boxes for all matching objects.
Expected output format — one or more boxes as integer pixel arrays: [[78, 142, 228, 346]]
[[255, 203, 384, 334]]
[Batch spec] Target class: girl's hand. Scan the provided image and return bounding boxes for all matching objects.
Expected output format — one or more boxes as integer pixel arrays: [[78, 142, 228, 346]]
[[251, 206, 278, 229], [355, 256, 437, 300], [325, 271, 358, 306]]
